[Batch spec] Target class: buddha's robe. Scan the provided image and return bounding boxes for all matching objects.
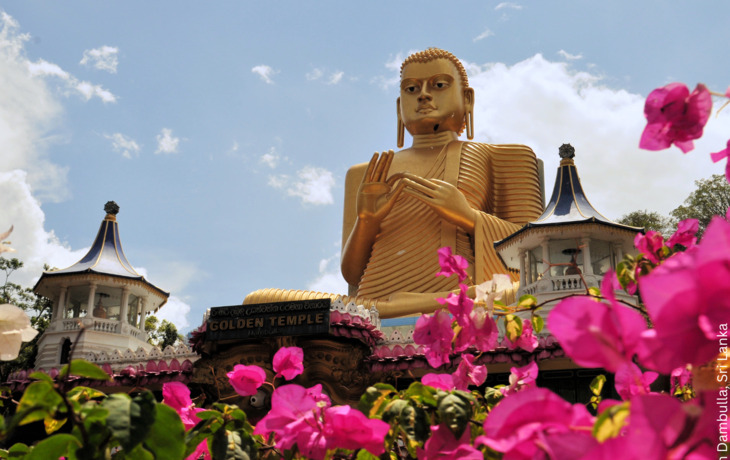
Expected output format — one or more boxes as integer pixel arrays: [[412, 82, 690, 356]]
[[244, 142, 543, 313]]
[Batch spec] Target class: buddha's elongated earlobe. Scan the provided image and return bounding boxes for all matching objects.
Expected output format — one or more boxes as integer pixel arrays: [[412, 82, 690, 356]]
[[464, 88, 475, 140], [397, 98, 405, 148]]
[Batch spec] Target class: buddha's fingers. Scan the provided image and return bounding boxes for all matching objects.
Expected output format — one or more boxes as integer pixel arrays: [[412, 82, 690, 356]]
[[373, 150, 394, 182], [364, 153, 379, 183], [401, 178, 437, 200]]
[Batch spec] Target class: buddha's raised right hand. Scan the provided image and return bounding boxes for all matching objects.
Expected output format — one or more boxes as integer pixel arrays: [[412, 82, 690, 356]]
[[355, 150, 406, 226]]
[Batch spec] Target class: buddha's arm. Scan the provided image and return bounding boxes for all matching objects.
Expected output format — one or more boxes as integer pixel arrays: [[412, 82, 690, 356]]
[[341, 152, 405, 286]]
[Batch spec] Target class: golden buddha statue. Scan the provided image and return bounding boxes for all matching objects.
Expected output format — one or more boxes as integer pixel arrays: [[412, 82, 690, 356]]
[[245, 48, 543, 318]]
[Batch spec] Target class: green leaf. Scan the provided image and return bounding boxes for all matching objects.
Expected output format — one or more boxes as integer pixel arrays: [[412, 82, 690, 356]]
[[517, 294, 537, 308], [358, 383, 396, 417], [141, 403, 186, 460], [588, 286, 601, 297], [195, 410, 222, 421], [102, 392, 156, 451], [15, 381, 63, 426], [531, 315, 544, 334], [58, 359, 110, 381], [26, 434, 80, 460], [27, 372, 53, 383], [6, 443, 30, 457], [356, 449, 380, 460], [403, 382, 438, 407], [590, 375, 606, 396], [592, 402, 630, 442], [67, 386, 107, 401], [504, 314, 523, 342]]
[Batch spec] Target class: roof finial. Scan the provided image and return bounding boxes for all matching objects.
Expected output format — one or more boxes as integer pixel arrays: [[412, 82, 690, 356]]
[[104, 201, 119, 220], [559, 143, 575, 159]]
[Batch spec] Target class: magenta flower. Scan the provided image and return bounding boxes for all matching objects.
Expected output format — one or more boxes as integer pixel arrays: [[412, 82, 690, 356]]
[[479, 387, 595, 460], [633, 230, 665, 264], [414, 310, 454, 368], [422, 373, 455, 391], [711, 139, 730, 183], [638, 216, 730, 373], [226, 364, 267, 397], [639, 82, 712, 153], [420, 424, 482, 460], [452, 353, 487, 390], [665, 218, 698, 249], [162, 382, 210, 460], [501, 361, 538, 397], [437, 284, 473, 326], [613, 362, 657, 400], [323, 405, 389, 456], [272, 346, 304, 380], [504, 319, 538, 352], [435, 246, 469, 282], [254, 383, 330, 454], [548, 271, 647, 372], [670, 365, 692, 389], [466, 306, 499, 352]]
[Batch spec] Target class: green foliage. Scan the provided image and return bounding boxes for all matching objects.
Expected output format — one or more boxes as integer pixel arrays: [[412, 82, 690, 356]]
[[617, 209, 672, 235], [670, 173, 730, 238], [588, 374, 606, 409], [144, 315, 183, 349]]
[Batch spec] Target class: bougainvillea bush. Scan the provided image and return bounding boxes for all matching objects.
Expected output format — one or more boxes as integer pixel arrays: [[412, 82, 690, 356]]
[[0, 83, 728, 459]]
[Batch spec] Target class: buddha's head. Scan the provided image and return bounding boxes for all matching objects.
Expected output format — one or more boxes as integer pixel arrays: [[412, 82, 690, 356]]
[[397, 48, 474, 146]]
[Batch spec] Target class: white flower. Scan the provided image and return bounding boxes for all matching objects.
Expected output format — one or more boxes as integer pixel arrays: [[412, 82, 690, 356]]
[[0, 225, 15, 254], [0, 304, 38, 361], [475, 274, 513, 315]]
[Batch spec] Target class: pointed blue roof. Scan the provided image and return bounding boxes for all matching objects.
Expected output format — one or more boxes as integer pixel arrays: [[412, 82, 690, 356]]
[[34, 202, 168, 297], [495, 144, 642, 248]]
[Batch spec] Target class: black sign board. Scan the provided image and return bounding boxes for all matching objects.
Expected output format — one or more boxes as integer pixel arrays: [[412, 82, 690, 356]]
[[205, 299, 331, 341]]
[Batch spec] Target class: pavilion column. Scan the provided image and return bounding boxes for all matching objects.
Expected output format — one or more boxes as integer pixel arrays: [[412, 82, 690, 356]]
[[53, 286, 68, 323], [614, 244, 623, 268], [119, 287, 130, 329], [582, 238, 593, 275], [86, 283, 98, 318], [541, 239, 550, 278], [140, 297, 148, 339], [518, 249, 526, 289]]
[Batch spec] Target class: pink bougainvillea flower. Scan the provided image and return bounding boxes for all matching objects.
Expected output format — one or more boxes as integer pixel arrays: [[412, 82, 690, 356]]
[[501, 361, 538, 397], [638, 216, 730, 373], [226, 364, 267, 397], [422, 373, 456, 391], [272, 346, 304, 380], [479, 387, 594, 460], [633, 230, 665, 264], [665, 218, 698, 249], [414, 309, 454, 368], [548, 270, 647, 372], [162, 382, 210, 460], [710, 139, 730, 183], [583, 392, 719, 459], [437, 284, 473, 326], [254, 383, 330, 454], [435, 246, 469, 282], [504, 319, 538, 352], [419, 424, 482, 460], [670, 365, 692, 389], [613, 362, 657, 400], [639, 82, 712, 153], [466, 306, 499, 352], [323, 405, 389, 456], [452, 353, 487, 390]]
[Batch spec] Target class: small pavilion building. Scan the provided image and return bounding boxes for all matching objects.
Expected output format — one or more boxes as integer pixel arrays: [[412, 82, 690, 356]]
[[33, 202, 170, 371]]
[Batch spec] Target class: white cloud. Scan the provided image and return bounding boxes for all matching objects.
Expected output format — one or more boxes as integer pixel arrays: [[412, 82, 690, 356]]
[[27, 58, 116, 103], [0, 170, 87, 288], [328, 71, 344, 85], [464, 54, 727, 219], [373, 52, 408, 89], [307, 251, 348, 294], [268, 166, 335, 205], [80, 45, 119, 73], [495, 2, 522, 10], [259, 147, 280, 168], [105, 133, 140, 159], [474, 28, 495, 42], [558, 49, 583, 61], [251, 65, 277, 84], [306, 68, 324, 81], [155, 128, 180, 154], [154, 295, 192, 330]]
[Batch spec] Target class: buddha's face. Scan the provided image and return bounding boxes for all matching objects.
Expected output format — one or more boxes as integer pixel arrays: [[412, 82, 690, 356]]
[[399, 59, 472, 136]]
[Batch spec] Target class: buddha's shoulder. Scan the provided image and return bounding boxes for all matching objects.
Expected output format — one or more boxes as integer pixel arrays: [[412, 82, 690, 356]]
[[462, 141, 537, 159]]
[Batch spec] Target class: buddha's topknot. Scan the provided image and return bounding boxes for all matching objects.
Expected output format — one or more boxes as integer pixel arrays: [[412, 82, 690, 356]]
[[400, 48, 469, 89]]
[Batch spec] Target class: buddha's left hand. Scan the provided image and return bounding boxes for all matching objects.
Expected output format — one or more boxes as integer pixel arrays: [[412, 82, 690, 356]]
[[396, 172, 478, 234]]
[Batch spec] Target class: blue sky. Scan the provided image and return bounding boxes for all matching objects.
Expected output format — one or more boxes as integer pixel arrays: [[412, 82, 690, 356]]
[[1, 1, 728, 333]]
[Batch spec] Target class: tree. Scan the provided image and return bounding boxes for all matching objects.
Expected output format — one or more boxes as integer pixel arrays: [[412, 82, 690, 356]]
[[144, 314, 183, 349], [670, 173, 730, 238], [616, 209, 672, 235], [0, 257, 53, 381]]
